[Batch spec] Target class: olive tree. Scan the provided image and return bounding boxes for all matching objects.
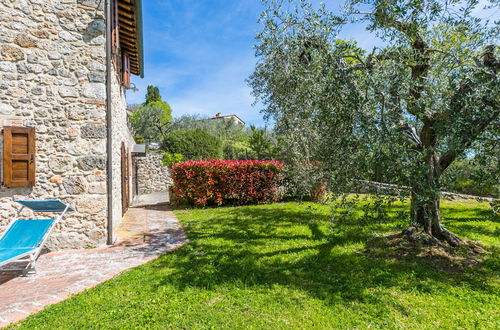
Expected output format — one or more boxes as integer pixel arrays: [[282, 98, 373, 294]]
[[249, 0, 499, 246], [130, 86, 173, 142]]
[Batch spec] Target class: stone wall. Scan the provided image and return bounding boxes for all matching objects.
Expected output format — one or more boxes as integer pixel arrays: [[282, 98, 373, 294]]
[[135, 153, 172, 195], [357, 180, 499, 202], [110, 64, 135, 234], [0, 0, 118, 250]]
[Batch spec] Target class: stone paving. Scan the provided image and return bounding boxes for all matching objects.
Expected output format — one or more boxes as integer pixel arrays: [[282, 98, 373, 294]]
[[0, 202, 187, 327]]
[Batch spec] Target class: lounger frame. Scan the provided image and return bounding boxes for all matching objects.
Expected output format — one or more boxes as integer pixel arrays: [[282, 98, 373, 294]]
[[0, 202, 71, 275]]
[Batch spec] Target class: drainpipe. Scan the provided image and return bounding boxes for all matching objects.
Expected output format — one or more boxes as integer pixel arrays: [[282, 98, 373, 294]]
[[105, 0, 114, 245]]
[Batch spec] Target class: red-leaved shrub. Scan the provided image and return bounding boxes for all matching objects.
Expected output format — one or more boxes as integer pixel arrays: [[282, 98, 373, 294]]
[[171, 160, 285, 206]]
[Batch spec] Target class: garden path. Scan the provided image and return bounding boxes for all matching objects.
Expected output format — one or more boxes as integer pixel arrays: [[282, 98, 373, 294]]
[[0, 198, 186, 327]]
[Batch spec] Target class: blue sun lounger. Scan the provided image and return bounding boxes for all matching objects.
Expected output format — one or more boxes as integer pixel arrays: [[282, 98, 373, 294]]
[[0, 200, 74, 275]]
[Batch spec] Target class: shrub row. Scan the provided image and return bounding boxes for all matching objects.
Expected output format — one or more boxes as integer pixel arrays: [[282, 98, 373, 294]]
[[171, 160, 284, 206], [163, 128, 223, 161]]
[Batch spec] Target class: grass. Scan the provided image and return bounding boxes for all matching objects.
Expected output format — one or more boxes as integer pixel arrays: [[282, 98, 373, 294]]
[[12, 199, 499, 329]]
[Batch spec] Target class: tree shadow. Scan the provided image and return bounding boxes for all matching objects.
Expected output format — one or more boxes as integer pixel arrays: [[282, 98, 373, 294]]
[[441, 207, 498, 222], [151, 203, 497, 315], [448, 223, 499, 237]]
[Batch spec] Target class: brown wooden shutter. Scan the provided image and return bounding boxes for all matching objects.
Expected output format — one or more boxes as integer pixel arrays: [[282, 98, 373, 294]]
[[111, 0, 120, 49], [122, 53, 131, 88], [111, 0, 120, 68], [3, 126, 36, 187]]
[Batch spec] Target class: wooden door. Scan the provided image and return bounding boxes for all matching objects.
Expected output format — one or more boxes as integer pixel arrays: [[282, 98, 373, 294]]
[[131, 159, 138, 199], [121, 142, 130, 215]]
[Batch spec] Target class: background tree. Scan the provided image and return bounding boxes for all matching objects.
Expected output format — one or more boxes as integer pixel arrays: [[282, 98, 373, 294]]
[[249, 0, 499, 246], [172, 114, 257, 160], [144, 85, 162, 105], [162, 128, 223, 160], [130, 86, 173, 142], [442, 140, 500, 197], [248, 125, 275, 160]]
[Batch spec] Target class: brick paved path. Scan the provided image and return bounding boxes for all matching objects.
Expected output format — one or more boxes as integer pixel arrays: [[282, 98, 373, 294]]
[[0, 203, 187, 327]]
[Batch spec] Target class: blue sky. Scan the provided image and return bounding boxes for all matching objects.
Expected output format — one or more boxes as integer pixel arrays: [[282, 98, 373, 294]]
[[127, 1, 267, 125], [127, 0, 497, 126]]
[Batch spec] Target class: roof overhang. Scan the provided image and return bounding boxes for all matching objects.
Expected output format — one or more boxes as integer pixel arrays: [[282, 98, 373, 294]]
[[118, 0, 144, 78], [131, 144, 146, 156]]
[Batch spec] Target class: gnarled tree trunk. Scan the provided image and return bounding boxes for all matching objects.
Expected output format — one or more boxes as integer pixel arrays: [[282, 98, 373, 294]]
[[409, 149, 465, 247], [410, 192, 465, 247]]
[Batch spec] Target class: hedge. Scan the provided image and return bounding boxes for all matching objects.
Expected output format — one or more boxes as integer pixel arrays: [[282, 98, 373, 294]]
[[163, 128, 223, 160], [171, 160, 284, 206]]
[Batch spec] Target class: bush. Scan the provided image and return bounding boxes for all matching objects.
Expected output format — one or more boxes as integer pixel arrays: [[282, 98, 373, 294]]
[[223, 141, 251, 160], [171, 160, 285, 206], [162, 152, 184, 166], [163, 128, 223, 160], [442, 158, 498, 197], [134, 135, 146, 144]]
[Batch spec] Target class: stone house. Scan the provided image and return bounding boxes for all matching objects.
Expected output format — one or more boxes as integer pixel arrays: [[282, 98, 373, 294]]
[[210, 112, 245, 126], [0, 0, 144, 249]]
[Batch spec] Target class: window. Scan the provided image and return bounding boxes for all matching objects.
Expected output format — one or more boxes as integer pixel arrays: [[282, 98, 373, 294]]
[[122, 52, 130, 89], [3, 126, 36, 187]]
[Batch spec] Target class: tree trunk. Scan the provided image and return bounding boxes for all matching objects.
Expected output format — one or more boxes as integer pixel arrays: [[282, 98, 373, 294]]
[[410, 189, 439, 234], [409, 151, 466, 247]]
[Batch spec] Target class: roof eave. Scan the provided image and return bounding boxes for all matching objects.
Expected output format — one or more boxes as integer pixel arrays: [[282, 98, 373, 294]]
[[135, 0, 144, 78]]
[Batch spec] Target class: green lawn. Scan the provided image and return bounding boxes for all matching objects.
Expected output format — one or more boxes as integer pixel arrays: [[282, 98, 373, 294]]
[[14, 199, 499, 329]]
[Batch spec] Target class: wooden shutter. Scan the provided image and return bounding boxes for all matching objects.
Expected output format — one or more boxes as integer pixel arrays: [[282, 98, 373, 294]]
[[3, 126, 36, 187], [122, 53, 131, 88], [111, 0, 120, 49]]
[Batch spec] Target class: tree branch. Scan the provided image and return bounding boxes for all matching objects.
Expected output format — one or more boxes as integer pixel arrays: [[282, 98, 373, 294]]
[[439, 45, 500, 173], [439, 108, 499, 173], [341, 55, 365, 64], [344, 50, 398, 72], [400, 123, 422, 150], [371, 10, 429, 117]]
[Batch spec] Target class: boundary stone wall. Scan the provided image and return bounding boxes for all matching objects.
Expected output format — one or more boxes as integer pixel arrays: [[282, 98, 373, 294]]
[[135, 153, 171, 195], [357, 180, 498, 202]]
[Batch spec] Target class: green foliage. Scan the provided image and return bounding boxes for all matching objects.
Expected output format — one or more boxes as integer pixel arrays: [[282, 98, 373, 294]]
[[130, 85, 173, 142], [144, 85, 161, 105], [170, 114, 279, 160], [250, 0, 499, 231], [248, 125, 274, 160], [130, 101, 173, 142], [173, 114, 248, 141], [15, 200, 499, 328], [172, 114, 252, 159], [162, 152, 184, 166], [163, 128, 223, 160], [443, 157, 499, 197], [222, 140, 251, 160], [134, 135, 145, 144]]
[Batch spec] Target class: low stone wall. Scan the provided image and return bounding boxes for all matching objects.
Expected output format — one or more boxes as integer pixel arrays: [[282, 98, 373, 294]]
[[357, 180, 498, 202], [135, 153, 171, 195]]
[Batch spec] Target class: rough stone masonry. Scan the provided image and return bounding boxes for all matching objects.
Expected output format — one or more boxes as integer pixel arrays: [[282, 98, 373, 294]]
[[135, 153, 172, 195], [0, 0, 135, 249]]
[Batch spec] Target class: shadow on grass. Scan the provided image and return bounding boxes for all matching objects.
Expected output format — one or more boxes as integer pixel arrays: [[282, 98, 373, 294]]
[[448, 223, 500, 237], [151, 203, 498, 312], [441, 207, 498, 222]]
